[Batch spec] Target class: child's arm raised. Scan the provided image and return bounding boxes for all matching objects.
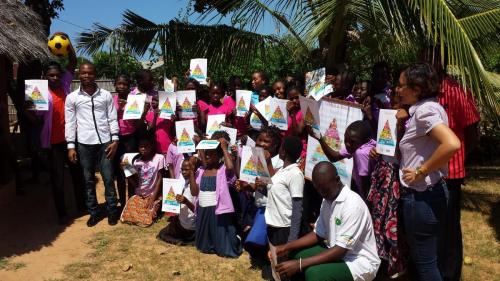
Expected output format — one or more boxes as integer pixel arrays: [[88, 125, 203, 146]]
[[249, 104, 269, 127], [219, 138, 235, 175], [306, 125, 344, 162], [187, 160, 199, 196]]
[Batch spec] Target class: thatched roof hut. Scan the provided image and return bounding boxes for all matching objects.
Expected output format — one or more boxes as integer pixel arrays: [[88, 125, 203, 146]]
[[0, 0, 53, 62]]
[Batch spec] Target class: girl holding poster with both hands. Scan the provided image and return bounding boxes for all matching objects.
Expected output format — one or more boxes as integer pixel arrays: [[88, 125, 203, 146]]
[[192, 134, 242, 258]]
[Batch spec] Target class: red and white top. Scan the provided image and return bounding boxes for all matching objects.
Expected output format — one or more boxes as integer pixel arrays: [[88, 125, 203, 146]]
[[438, 76, 480, 179]]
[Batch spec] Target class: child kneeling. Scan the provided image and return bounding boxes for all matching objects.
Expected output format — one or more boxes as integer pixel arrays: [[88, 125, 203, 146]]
[[120, 132, 165, 227], [158, 158, 198, 245]]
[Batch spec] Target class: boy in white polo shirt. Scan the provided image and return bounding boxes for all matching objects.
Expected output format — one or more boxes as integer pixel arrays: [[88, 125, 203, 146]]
[[274, 161, 380, 281]]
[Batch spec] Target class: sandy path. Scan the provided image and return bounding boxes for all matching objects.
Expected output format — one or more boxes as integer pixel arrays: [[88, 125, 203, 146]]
[[0, 173, 114, 281]]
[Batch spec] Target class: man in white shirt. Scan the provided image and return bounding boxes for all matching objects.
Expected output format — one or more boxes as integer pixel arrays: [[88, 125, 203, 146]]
[[274, 161, 380, 281], [65, 63, 120, 227]]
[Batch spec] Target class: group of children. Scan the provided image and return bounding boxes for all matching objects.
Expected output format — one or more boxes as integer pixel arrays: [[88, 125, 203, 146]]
[[103, 62, 405, 281]]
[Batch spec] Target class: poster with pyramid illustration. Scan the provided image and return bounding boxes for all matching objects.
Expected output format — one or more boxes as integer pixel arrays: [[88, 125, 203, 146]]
[[239, 146, 272, 184], [299, 96, 320, 132], [376, 109, 397, 156], [206, 114, 226, 136], [25, 80, 49, 111], [269, 98, 289, 130], [305, 68, 327, 101], [196, 139, 220, 150], [158, 91, 176, 119], [189, 58, 208, 85], [176, 90, 197, 118], [123, 94, 146, 120], [162, 178, 184, 213], [305, 136, 329, 179], [175, 120, 196, 153], [311, 99, 363, 186], [235, 90, 252, 117], [250, 96, 271, 130], [163, 77, 175, 92]]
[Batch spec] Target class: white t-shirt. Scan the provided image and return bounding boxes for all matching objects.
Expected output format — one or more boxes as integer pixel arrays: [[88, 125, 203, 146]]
[[315, 186, 381, 281], [254, 155, 284, 208], [179, 180, 196, 231], [264, 163, 304, 227]]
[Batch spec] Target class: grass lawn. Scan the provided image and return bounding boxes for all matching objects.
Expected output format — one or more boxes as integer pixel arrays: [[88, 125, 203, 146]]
[[49, 169, 499, 281]]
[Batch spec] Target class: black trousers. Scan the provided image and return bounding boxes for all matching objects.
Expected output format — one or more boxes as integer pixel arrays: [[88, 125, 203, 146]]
[[48, 142, 86, 218], [443, 179, 463, 281], [267, 226, 291, 281]]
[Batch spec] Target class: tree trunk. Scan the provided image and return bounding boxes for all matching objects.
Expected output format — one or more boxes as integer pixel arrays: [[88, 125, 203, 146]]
[[321, 0, 349, 71]]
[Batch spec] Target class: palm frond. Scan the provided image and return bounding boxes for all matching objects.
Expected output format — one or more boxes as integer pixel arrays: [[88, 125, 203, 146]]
[[409, 0, 500, 119], [459, 8, 500, 40]]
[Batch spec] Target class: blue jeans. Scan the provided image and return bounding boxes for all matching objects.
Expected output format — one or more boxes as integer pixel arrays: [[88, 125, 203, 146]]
[[401, 180, 449, 281], [78, 142, 118, 217]]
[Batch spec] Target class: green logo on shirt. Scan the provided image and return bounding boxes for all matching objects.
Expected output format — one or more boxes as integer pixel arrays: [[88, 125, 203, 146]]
[[335, 217, 341, 225]]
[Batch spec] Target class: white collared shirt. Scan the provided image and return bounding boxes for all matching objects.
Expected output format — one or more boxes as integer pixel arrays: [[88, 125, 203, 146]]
[[315, 186, 381, 281], [264, 163, 304, 227], [65, 87, 119, 148]]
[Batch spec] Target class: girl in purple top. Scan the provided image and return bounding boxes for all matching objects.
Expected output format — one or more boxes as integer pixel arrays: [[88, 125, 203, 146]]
[[192, 133, 242, 258], [396, 63, 460, 281], [308, 120, 375, 199]]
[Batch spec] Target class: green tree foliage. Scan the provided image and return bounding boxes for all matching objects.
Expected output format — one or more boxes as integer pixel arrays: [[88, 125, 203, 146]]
[[91, 52, 142, 79]]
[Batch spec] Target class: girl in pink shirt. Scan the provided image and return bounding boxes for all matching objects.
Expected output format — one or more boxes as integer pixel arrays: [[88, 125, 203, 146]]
[[146, 95, 174, 154], [284, 86, 307, 164], [199, 81, 233, 131]]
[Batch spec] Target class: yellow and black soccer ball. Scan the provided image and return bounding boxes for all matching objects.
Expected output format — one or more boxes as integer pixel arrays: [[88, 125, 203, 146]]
[[48, 34, 71, 57]]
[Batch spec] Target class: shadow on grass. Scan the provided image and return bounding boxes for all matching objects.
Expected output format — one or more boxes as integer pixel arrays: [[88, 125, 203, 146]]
[[461, 169, 500, 241]]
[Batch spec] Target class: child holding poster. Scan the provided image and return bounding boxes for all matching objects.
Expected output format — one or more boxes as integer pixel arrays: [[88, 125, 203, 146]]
[[120, 132, 165, 227], [197, 81, 232, 132], [193, 135, 242, 258], [145, 95, 174, 154], [308, 120, 375, 199], [158, 158, 198, 245]]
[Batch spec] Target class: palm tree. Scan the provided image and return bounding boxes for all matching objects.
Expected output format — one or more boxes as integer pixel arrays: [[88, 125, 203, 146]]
[[193, 0, 500, 120], [77, 10, 280, 80]]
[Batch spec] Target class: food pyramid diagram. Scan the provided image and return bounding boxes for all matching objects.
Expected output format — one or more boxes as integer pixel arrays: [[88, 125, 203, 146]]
[[378, 120, 395, 146], [29, 87, 47, 104], [242, 155, 269, 177], [270, 106, 286, 124]]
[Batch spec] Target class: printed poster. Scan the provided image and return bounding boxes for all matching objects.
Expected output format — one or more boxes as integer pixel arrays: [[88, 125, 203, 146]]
[[376, 109, 398, 156], [25, 80, 49, 111], [164, 77, 175, 92], [250, 96, 271, 130], [245, 136, 256, 147], [176, 90, 197, 119], [158, 91, 176, 119], [269, 98, 289, 130], [175, 120, 196, 153], [123, 94, 146, 120], [305, 67, 327, 101], [162, 178, 184, 213], [206, 114, 226, 136], [299, 96, 320, 131], [219, 125, 237, 145], [189, 58, 208, 85], [196, 140, 220, 150], [307, 100, 363, 186], [239, 146, 271, 184], [121, 153, 139, 177], [235, 90, 252, 117], [304, 136, 329, 179]]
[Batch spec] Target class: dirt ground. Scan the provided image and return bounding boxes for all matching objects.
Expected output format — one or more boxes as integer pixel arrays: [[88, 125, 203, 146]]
[[0, 173, 114, 281]]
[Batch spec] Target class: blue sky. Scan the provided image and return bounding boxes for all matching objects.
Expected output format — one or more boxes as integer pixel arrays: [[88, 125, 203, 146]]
[[50, 0, 278, 56]]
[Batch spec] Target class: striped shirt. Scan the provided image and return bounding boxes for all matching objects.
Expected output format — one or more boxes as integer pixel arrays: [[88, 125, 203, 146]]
[[438, 76, 480, 179]]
